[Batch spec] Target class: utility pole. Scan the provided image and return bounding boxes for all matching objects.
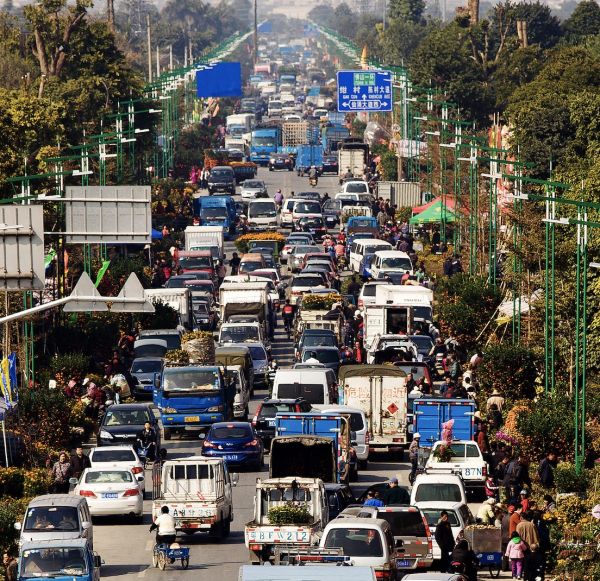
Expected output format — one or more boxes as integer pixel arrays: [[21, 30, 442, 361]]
[[253, 0, 258, 65], [146, 14, 152, 82], [156, 45, 160, 78], [169, 45, 173, 71]]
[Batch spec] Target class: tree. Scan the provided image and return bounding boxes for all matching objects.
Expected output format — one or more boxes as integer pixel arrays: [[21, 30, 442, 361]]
[[563, 0, 600, 40], [509, 1, 562, 49], [24, 0, 93, 97], [388, 0, 425, 24], [380, 19, 426, 64]]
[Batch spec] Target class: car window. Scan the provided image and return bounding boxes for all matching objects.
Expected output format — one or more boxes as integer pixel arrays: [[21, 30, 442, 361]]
[[421, 509, 460, 527], [302, 350, 339, 364], [277, 383, 324, 404], [415, 484, 462, 503], [247, 345, 268, 361], [377, 511, 426, 537], [104, 409, 151, 426], [324, 528, 383, 557], [85, 470, 133, 484], [211, 426, 251, 439], [92, 449, 136, 463], [24, 507, 80, 532], [259, 403, 295, 418], [445, 444, 481, 459]]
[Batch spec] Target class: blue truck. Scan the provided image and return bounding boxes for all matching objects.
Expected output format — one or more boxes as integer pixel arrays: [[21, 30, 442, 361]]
[[295, 144, 324, 175], [411, 398, 476, 448], [250, 127, 281, 165], [322, 125, 350, 154], [193, 195, 236, 238], [274, 413, 356, 483], [154, 365, 235, 440]]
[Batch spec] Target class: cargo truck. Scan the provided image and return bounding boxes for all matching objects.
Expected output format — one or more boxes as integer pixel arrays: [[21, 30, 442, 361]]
[[250, 127, 281, 165], [412, 399, 476, 448], [338, 140, 369, 178], [184, 225, 224, 261], [144, 288, 191, 329], [338, 365, 409, 455], [295, 144, 324, 175]]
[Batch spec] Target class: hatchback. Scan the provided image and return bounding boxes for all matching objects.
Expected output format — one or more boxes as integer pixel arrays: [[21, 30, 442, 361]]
[[98, 403, 160, 452], [130, 358, 163, 398], [200, 422, 264, 470]]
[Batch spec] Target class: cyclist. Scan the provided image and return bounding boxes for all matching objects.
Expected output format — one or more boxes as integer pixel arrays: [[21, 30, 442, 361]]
[[282, 299, 295, 337], [150, 506, 177, 546]]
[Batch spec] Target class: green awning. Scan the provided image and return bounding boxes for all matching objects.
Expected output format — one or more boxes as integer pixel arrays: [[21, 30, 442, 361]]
[[409, 199, 458, 225]]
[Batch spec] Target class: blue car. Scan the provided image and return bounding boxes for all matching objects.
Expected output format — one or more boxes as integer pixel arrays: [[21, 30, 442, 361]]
[[200, 422, 264, 470], [359, 253, 376, 279]]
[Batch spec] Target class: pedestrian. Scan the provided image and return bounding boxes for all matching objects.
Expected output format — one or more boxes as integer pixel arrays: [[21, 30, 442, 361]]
[[488, 403, 503, 430], [519, 490, 531, 513], [217, 259, 226, 286], [505, 531, 528, 579], [443, 256, 453, 276], [509, 505, 522, 536], [485, 475, 499, 502], [363, 490, 384, 507], [523, 543, 545, 581], [3, 550, 17, 581], [382, 477, 410, 505], [439, 375, 454, 396], [229, 252, 241, 276], [408, 433, 420, 482], [353, 340, 366, 364], [51, 451, 73, 494], [477, 498, 497, 524], [70, 446, 91, 479], [477, 422, 490, 454], [516, 512, 539, 547], [434, 511, 455, 573], [347, 275, 361, 301], [487, 389, 505, 412], [537, 451, 557, 488], [542, 494, 556, 513]]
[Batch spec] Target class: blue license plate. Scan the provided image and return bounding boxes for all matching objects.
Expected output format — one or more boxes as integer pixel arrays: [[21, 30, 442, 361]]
[[396, 559, 411, 568], [224, 455, 240, 462], [103, 493, 118, 499], [267, 419, 276, 427]]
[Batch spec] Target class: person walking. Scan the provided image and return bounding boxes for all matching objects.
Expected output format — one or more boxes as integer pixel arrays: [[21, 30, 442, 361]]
[[538, 451, 557, 488], [3, 551, 17, 581], [70, 446, 91, 479], [435, 511, 455, 572], [51, 452, 73, 493], [516, 512, 540, 547], [408, 433, 420, 482], [487, 389, 505, 412], [523, 543, 545, 581], [229, 252, 241, 276], [505, 531, 528, 579]]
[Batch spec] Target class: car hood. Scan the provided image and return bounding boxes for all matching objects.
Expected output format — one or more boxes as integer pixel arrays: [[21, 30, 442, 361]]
[[101, 425, 144, 437]]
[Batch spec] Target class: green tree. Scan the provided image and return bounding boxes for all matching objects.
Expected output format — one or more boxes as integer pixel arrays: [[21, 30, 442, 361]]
[[388, 0, 426, 23], [509, 1, 562, 49], [563, 0, 600, 40], [381, 19, 426, 64]]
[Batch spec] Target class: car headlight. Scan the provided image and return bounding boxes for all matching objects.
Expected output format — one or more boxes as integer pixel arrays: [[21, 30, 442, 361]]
[[163, 407, 177, 413], [207, 405, 224, 412], [269, 158, 275, 163], [257, 365, 268, 373], [99, 430, 113, 440]]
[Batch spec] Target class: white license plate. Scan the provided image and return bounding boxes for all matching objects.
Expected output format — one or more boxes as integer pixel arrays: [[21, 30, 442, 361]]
[[267, 419, 276, 427], [396, 559, 412, 568], [224, 455, 240, 461], [248, 530, 310, 543], [103, 493, 118, 499], [463, 467, 483, 477]]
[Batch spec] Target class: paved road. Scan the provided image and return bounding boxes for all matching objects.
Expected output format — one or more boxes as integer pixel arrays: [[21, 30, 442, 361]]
[[93, 167, 504, 580]]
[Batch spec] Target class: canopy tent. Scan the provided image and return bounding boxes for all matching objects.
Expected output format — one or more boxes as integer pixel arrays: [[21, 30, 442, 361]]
[[409, 199, 459, 225], [412, 196, 460, 215]]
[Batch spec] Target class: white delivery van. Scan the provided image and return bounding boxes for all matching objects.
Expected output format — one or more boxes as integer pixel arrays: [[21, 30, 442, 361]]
[[272, 368, 337, 407], [370, 250, 413, 280], [247, 199, 278, 231], [349, 238, 393, 273]]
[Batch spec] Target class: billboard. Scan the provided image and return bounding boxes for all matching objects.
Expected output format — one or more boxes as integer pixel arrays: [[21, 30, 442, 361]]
[[196, 62, 242, 98]]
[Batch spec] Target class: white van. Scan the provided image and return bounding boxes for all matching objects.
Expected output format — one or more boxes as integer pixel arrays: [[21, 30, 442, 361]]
[[247, 199, 278, 231], [349, 238, 393, 273], [370, 250, 413, 280], [224, 364, 250, 420], [280, 198, 300, 227], [410, 474, 467, 505], [322, 406, 369, 468], [272, 368, 337, 407]]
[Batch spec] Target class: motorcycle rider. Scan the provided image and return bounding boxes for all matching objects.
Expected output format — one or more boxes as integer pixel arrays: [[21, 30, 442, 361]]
[[282, 299, 295, 335], [308, 165, 318, 185], [274, 189, 283, 210], [450, 539, 478, 580], [136, 421, 157, 462]]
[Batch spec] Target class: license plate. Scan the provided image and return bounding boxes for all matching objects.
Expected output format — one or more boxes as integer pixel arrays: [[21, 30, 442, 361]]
[[185, 416, 200, 423], [103, 493, 118, 499], [267, 419, 276, 427], [396, 559, 412, 568], [224, 455, 240, 461], [463, 467, 483, 477]]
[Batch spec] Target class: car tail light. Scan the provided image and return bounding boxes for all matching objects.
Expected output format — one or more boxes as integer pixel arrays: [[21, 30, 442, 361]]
[[79, 490, 96, 498], [252, 404, 263, 426], [202, 440, 215, 448], [374, 569, 391, 580], [244, 439, 259, 448], [132, 466, 144, 474], [482, 465, 487, 477], [249, 544, 262, 551], [123, 488, 140, 497]]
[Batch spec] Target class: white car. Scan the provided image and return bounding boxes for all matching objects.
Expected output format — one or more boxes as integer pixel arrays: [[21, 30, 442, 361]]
[[289, 273, 327, 298], [425, 440, 487, 488], [338, 180, 370, 197], [291, 199, 322, 225], [280, 198, 298, 227], [413, 501, 475, 559], [88, 446, 145, 493], [73, 468, 144, 520], [281, 234, 314, 263], [240, 179, 268, 200], [357, 281, 391, 309], [367, 335, 420, 364]]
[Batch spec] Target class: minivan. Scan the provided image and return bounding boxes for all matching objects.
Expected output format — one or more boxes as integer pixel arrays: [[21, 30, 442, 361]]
[[207, 166, 236, 195], [16, 495, 93, 548], [239, 253, 266, 274], [247, 199, 278, 231], [271, 368, 337, 407], [370, 251, 413, 280], [349, 239, 393, 274]]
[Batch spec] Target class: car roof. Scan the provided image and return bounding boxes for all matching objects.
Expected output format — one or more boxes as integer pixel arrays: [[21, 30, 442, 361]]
[[27, 495, 86, 508], [105, 403, 154, 411], [413, 501, 466, 510], [374, 250, 410, 258], [90, 445, 137, 452], [325, 517, 391, 530], [414, 473, 463, 484]]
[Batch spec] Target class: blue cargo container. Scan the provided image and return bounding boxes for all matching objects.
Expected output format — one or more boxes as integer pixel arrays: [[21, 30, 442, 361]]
[[295, 144, 324, 175], [412, 399, 476, 448]]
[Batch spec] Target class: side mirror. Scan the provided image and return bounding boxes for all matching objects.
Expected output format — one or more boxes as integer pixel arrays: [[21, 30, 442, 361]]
[[231, 473, 240, 487], [69, 477, 79, 485], [93, 555, 103, 568], [14, 522, 21, 531], [82, 521, 92, 530]]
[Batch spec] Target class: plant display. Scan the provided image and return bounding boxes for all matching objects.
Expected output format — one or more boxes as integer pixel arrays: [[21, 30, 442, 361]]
[[267, 503, 312, 525], [301, 293, 342, 310], [235, 232, 286, 254], [164, 349, 191, 366], [432, 444, 454, 462], [181, 331, 215, 365]]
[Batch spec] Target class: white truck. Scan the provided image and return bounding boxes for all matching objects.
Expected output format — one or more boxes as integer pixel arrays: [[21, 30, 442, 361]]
[[338, 365, 409, 455], [184, 225, 224, 261], [244, 477, 328, 563], [425, 440, 487, 490], [219, 281, 270, 324], [144, 288, 191, 329], [151, 457, 237, 540], [363, 285, 434, 349], [226, 113, 254, 138]]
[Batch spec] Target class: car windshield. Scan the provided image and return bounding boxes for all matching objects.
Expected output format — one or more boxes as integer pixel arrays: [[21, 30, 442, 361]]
[[345, 183, 368, 193], [249, 202, 276, 218], [303, 350, 339, 363], [132, 360, 161, 373], [220, 326, 259, 342], [104, 409, 151, 426], [410, 336, 434, 352], [200, 207, 227, 219], [24, 507, 80, 532], [247, 345, 268, 361], [211, 169, 232, 178], [259, 403, 297, 418], [378, 511, 426, 537], [85, 470, 133, 484], [294, 276, 325, 287], [162, 369, 219, 391], [396, 365, 427, 382], [381, 257, 412, 269], [253, 137, 276, 146], [179, 256, 212, 269], [211, 426, 252, 439], [364, 244, 390, 254], [240, 261, 263, 272], [20, 548, 88, 578], [295, 201, 321, 214], [244, 181, 263, 189], [415, 484, 462, 503], [303, 334, 336, 348], [324, 528, 383, 557], [165, 276, 195, 288], [421, 509, 460, 527], [92, 449, 137, 463], [277, 383, 324, 404]]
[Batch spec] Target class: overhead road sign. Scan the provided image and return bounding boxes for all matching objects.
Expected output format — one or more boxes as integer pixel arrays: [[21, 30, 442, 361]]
[[337, 70, 393, 112], [0, 205, 45, 291], [64, 186, 151, 244], [196, 62, 242, 98]]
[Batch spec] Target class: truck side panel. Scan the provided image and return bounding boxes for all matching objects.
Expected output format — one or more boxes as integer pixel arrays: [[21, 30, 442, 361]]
[[413, 399, 475, 447], [269, 437, 336, 483]]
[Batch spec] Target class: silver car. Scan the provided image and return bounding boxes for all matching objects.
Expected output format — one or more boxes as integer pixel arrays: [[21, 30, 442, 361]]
[[288, 244, 321, 273], [240, 179, 268, 200]]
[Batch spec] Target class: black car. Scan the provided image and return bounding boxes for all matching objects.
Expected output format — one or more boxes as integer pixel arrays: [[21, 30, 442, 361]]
[[297, 216, 327, 241], [321, 199, 341, 228], [268, 153, 293, 171], [251, 398, 312, 448], [324, 483, 357, 519], [208, 166, 236, 195], [357, 482, 411, 505], [322, 156, 339, 175], [98, 403, 161, 450]]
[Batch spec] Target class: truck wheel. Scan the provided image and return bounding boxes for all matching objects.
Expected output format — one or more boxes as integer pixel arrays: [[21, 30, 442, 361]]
[[212, 520, 224, 541], [222, 518, 231, 538], [163, 428, 172, 441]]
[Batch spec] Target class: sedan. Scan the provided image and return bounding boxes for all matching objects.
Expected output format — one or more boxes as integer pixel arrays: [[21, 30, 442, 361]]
[[200, 422, 264, 469], [130, 358, 163, 399], [300, 346, 341, 373], [88, 446, 145, 492], [240, 179, 268, 200], [268, 153, 293, 171], [98, 403, 160, 451], [322, 156, 339, 175], [296, 216, 327, 241], [73, 468, 144, 520], [281, 235, 314, 263], [289, 273, 328, 297], [288, 244, 321, 273]]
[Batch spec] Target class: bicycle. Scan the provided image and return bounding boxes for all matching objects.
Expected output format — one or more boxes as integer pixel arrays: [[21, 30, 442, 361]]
[[152, 542, 190, 571]]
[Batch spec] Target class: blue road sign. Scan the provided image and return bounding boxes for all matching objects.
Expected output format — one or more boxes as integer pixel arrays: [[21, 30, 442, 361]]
[[337, 70, 393, 112]]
